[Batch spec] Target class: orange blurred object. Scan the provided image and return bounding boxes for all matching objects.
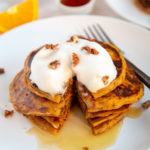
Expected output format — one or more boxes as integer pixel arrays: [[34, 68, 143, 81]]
[[0, 0, 38, 33]]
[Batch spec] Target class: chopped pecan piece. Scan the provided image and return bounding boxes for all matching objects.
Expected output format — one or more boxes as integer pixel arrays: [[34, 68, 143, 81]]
[[48, 60, 60, 69], [4, 110, 14, 118], [72, 53, 79, 67], [83, 147, 88, 150], [142, 100, 150, 109], [102, 75, 109, 85], [0, 68, 5, 74], [67, 36, 78, 43], [81, 46, 99, 55], [45, 44, 58, 50]]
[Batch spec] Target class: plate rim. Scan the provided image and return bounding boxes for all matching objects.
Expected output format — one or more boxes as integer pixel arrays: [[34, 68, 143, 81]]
[[0, 14, 150, 150], [1, 15, 150, 39], [105, 0, 150, 29]]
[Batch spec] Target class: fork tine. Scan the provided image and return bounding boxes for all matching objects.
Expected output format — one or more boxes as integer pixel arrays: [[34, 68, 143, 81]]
[[97, 24, 114, 45], [92, 25, 105, 42], [87, 26, 98, 40], [96, 24, 124, 54], [83, 29, 90, 39]]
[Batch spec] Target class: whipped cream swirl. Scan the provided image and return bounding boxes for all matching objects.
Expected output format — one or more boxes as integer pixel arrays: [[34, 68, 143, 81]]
[[29, 37, 117, 96]]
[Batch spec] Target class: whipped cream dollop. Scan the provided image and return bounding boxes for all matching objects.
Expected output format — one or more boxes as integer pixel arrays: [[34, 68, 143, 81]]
[[29, 37, 117, 96]]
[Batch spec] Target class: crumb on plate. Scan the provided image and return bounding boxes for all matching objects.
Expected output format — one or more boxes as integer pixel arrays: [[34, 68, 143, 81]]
[[4, 110, 14, 118], [142, 100, 150, 109], [0, 68, 5, 74]]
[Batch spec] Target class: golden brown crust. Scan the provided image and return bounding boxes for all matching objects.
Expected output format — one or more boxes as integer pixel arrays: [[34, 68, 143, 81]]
[[86, 105, 130, 118], [43, 96, 72, 129], [88, 104, 129, 128], [9, 70, 73, 117], [78, 37, 127, 98], [78, 93, 131, 118], [88, 113, 120, 127], [28, 95, 71, 134], [28, 116, 59, 134], [77, 66, 144, 112], [92, 112, 125, 135], [24, 45, 73, 103]]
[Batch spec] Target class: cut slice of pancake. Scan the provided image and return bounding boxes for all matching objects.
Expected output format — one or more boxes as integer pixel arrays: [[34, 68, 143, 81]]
[[86, 105, 130, 118], [9, 70, 73, 117], [30, 99, 71, 134], [92, 112, 125, 135], [24, 45, 73, 103], [43, 116, 60, 129], [28, 116, 59, 134], [77, 36, 127, 99], [77, 66, 144, 112], [43, 97, 72, 129], [78, 95, 130, 118], [88, 104, 129, 128], [88, 113, 120, 127]]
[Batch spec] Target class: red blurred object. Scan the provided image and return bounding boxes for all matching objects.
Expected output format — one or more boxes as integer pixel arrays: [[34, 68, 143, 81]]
[[60, 0, 90, 7]]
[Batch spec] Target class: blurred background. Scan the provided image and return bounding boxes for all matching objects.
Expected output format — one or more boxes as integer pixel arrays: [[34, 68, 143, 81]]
[[0, 0, 120, 18], [0, 0, 149, 33]]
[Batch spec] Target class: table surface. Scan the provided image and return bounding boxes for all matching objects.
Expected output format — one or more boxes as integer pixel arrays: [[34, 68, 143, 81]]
[[0, 0, 122, 21], [0, 0, 147, 30], [38, 0, 122, 19]]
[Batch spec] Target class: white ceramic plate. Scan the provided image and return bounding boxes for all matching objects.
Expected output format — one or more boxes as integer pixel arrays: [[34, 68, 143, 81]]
[[105, 0, 150, 29], [0, 15, 150, 150]]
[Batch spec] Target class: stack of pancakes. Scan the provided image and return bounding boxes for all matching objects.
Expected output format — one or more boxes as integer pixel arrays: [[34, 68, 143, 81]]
[[76, 42, 144, 135], [9, 37, 144, 135], [9, 46, 74, 134]]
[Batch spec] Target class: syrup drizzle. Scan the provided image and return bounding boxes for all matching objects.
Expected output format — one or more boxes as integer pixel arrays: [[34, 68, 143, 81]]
[[27, 105, 123, 150]]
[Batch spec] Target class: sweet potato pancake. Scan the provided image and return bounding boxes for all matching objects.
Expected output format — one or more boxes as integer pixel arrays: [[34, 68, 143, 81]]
[[23, 37, 126, 103], [9, 70, 73, 117], [78, 96, 130, 118], [43, 99, 72, 129], [28, 116, 59, 134], [9, 36, 144, 135], [24, 45, 73, 103], [29, 101, 71, 134], [78, 36, 126, 99], [92, 112, 125, 135], [77, 66, 144, 112]]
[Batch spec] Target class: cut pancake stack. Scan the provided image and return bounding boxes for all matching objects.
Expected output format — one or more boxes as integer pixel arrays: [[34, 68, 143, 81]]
[[9, 36, 144, 135], [76, 41, 144, 135], [9, 46, 74, 134]]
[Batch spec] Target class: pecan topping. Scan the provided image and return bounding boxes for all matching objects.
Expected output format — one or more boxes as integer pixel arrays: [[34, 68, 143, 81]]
[[4, 110, 14, 118], [67, 36, 78, 43], [48, 60, 60, 69], [102, 75, 109, 85], [81, 46, 99, 55], [142, 100, 150, 109], [45, 44, 58, 50], [0, 68, 5, 74], [72, 53, 79, 67]]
